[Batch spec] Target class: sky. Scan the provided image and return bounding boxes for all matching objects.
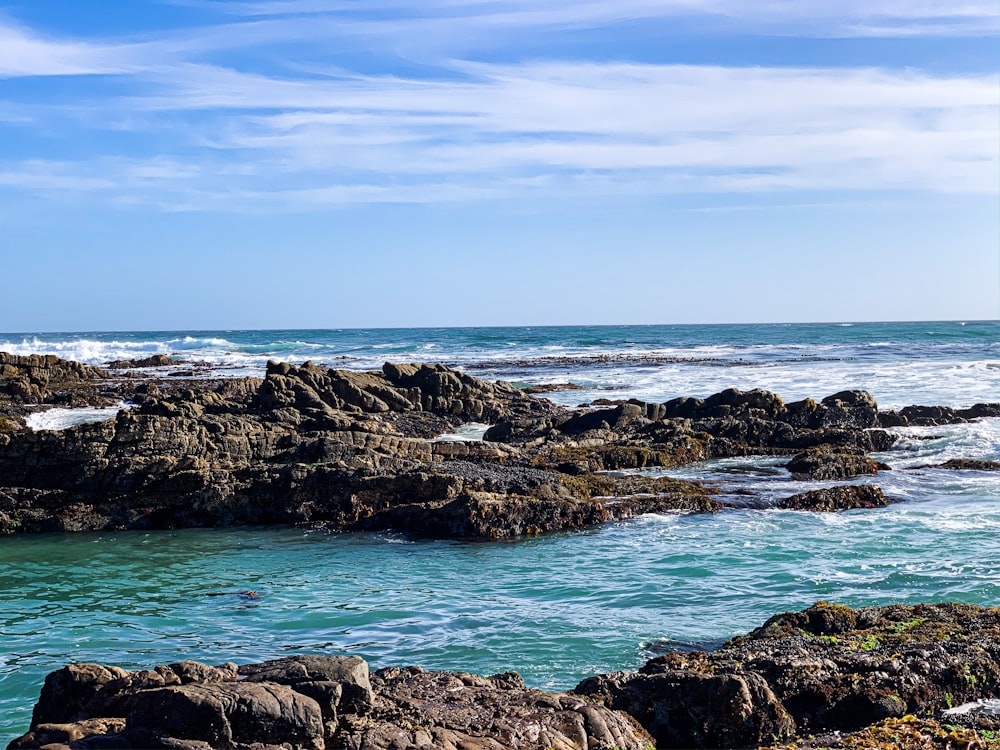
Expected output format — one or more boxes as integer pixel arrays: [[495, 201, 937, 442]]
[[0, 0, 997, 331]]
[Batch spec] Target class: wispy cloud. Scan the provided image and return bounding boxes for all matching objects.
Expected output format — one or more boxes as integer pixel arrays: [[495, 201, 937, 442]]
[[0, 3, 996, 211], [1, 59, 995, 209], [197, 0, 1000, 38]]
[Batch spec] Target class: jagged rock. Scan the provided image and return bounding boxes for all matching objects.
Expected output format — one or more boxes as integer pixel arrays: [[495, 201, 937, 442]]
[[0, 352, 112, 409], [9, 658, 653, 750], [29, 663, 131, 726], [777, 484, 891, 511], [763, 715, 992, 749], [0, 357, 971, 540], [577, 602, 1000, 748], [347, 667, 654, 750], [784, 447, 882, 480], [880, 402, 1000, 427]]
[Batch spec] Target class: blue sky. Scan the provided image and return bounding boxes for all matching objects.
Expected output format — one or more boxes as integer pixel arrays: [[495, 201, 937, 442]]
[[1, 0, 997, 330]]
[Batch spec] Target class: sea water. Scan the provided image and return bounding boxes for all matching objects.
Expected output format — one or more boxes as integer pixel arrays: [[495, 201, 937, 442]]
[[0, 321, 998, 739]]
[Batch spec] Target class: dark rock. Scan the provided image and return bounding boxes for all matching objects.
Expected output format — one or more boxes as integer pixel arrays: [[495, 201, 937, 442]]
[[785, 447, 881, 480], [29, 663, 130, 727], [350, 666, 654, 750], [106, 354, 176, 369], [812, 390, 879, 429], [910, 459, 1000, 471], [520, 382, 585, 394], [578, 602, 1000, 748], [122, 682, 324, 749], [880, 402, 1000, 427], [0, 352, 111, 410], [777, 484, 892, 511], [10, 658, 653, 750]]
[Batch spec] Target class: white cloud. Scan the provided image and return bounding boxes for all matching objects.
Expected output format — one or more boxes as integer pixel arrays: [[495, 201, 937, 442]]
[[200, 0, 1000, 38], [0, 19, 145, 78], [2, 60, 995, 208]]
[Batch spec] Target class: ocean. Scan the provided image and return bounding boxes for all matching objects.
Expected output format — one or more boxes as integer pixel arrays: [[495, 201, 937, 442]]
[[1, 321, 998, 740]]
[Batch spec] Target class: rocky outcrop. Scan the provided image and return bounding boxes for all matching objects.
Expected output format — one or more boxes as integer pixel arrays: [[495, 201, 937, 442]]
[[1, 354, 994, 539], [880, 403, 1000, 427], [909, 459, 1000, 472], [784, 447, 884, 480], [9, 656, 653, 750], [577, 601, 1000, 749], [777, 484, 891, 511], [764, 715, 993, 750], [0, 359, 718, 538], [12, 603, 998, 750], [0, 352, 113, 411], [106, 354, 177, 369]]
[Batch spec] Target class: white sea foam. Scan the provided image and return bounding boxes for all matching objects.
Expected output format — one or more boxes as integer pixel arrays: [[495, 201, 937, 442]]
[[429, 423, 492, 442], [26, 404, 129, 431]]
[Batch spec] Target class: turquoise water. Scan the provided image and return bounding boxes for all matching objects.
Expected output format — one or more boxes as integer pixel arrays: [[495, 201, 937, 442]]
[[1, 321, 998, 740], [2, 495, 998, 740]]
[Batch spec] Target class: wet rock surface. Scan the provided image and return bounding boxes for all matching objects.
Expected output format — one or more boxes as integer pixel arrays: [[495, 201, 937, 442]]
[[10, 603, 999, 749], [776, 484, 892, 512], [0, 353, 997, 539], [576, 602, 1000, 749]]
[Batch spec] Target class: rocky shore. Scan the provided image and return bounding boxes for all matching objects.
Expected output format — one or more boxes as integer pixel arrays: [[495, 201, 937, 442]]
[[2, 352, 997, 539], [9, 602, 999, 749]]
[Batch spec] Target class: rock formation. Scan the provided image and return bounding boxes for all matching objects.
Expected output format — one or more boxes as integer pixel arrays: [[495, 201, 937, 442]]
[[0, 354, 997, 539], [10, 603, 999, 749]]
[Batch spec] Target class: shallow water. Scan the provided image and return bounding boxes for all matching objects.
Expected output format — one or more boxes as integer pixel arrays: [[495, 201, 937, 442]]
[[1, 320, 998, 740]]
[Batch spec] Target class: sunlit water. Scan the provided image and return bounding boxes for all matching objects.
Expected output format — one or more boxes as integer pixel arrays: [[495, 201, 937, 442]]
[[1, 321, 998, 739]]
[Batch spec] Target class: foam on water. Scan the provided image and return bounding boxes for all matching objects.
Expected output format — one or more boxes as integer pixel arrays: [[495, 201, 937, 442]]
[[24, 404, 128, 431], [429, 423, 492, 442]]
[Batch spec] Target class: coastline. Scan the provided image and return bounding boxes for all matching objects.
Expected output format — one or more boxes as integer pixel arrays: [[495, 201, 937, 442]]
[[2, 345, 998, 747], [9, 601, 1000, 749]]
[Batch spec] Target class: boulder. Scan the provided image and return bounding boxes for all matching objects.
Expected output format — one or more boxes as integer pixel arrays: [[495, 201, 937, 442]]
[[785, 447, 882, 480], [777, 484, 891, 512]]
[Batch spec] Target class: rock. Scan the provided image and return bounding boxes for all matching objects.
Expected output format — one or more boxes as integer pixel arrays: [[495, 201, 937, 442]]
[[879, 402, 1000, 427], [106, 354, 176, 369], [329, 666, 654, 750], [576, 668, 794, 748], [29, 662, 130, 727], [577, 601, 1000, 748], [0, 356, 975, 540], [818, 390, 879, 429], [785, 447, 882, 480], [8, 717, 128, 749], [520, 382, 585, 394], [763, 715, 991, 749], [240, 655, 373, 720], [10, 658, 653, 750], [122, 682, 324, 749], [0, 352, 112, 410], [910, 459, 1000, 471], [777, 484, 892, 511]]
